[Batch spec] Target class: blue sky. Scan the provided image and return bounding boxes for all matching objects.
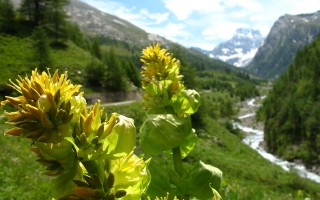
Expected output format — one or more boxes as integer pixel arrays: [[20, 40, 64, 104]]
[[81, 0, 320, 50]]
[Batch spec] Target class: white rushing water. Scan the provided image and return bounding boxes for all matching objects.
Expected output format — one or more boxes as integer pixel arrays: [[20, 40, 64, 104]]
[[234, 98, 320, 183]]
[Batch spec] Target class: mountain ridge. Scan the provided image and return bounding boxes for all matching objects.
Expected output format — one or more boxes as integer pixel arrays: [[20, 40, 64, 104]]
[[246, 10, 320, 79]]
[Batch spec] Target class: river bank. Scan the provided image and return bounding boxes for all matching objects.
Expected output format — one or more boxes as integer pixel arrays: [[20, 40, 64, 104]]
[[234, 97, 320, 183]]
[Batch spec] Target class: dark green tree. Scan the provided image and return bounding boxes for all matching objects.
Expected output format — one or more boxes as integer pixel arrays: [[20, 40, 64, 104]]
[[91, 37, 102, 60], [19, 0, 49, 26], [31, 26, 52, 71], [66, 22, 85, 48], [19, 0, 69, 43], [123, 59, 141, 88], [103, 48, 128, 91], [85, 62, 106, 88], [0, 0, 16, 34], [45, 0, 69, 43]]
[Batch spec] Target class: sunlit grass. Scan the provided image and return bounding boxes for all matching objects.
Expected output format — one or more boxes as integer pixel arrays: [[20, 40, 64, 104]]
[[0, 117, 52, 199]]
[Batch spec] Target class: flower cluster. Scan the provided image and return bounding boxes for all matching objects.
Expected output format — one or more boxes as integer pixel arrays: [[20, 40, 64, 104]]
[[140, 44, 200, 156], [140, 44, 222, 200], [2, 69, 150, 200]]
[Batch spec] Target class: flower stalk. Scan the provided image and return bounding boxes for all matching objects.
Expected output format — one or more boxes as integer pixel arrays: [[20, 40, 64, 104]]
[[172, 147, 183, 177], [140, 44, 222, 200]]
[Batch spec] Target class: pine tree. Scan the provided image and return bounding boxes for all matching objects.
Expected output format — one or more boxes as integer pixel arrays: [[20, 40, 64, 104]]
[[0, 0, 16, 34], [32, 26, 52, 71], [85, 62, 106, 88], [19, 0, 49, 26], [66, 22, 85, 48], [91, 37, 102, 60], [45, 0, 69, 43], [124, 60, 141, 88], [19, 0, 69, 43], [103, 49, 128, 91]]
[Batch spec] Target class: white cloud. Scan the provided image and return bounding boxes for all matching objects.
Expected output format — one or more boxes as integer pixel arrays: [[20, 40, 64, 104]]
[[202, 21, 250, 41], [279, 0, 320, 15], [147, 23, 190, 42], [224, 0, 263, 11], [164, 0, 224, 20], [139, 9, 170, 25]]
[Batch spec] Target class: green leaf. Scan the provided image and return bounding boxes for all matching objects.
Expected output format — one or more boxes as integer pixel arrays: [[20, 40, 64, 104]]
[[52, 161, 81, 199], [171, 89, 200, 117], [179, 128, 197, 158], [76, 115, 136, 161], [104, 115, 136, 158], [64, 137, 79, 152], [210, 184, 222, 200], [145, 80, 172, 96], [140, 114, 192, 155], [179, 161, 222, 199], [109, 152, 151, 200], [143, 159, 175, 199], [35, 139, 74, 161]]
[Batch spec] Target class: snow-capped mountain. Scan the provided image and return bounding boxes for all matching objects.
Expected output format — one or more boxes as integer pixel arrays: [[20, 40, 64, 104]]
[[206, 28, 264, 67]]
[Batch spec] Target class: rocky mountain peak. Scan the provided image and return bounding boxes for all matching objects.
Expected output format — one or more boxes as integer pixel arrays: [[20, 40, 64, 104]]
[[195, 28, 264, 67], [246, 10, 320, 79]]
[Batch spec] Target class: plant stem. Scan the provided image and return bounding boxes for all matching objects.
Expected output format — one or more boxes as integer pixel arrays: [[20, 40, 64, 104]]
[[172, 147, 183, 177], [172, 147, 190, 200]]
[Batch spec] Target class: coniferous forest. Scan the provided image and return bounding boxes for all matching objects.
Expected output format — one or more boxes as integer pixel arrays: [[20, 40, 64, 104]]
[[258, 35, 320, 167]]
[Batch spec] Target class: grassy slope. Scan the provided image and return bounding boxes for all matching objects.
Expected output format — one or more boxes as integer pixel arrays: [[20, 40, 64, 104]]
[[0, 34, 93, 84], [0, 117, 52, 200]]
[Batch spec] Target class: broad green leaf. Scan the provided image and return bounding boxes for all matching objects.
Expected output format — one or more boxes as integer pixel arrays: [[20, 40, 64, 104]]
[[171, 89, 200, 117], [140, 114, 192, 155], [145, 159, 176, 199], [179, 161, 222, 200], [109, 152, 151, 200], [179, 128, 197, 158], [52, 161, 81, 199], [105, 115, 136, 158]]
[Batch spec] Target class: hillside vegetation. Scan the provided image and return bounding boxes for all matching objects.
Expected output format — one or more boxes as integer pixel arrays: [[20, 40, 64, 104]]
[[0, 34, 92, 83], [258, 35, 320, 168]]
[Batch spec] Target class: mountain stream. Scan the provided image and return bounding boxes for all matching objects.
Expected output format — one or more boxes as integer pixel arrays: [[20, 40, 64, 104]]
[[233, 97, 320, 183]]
